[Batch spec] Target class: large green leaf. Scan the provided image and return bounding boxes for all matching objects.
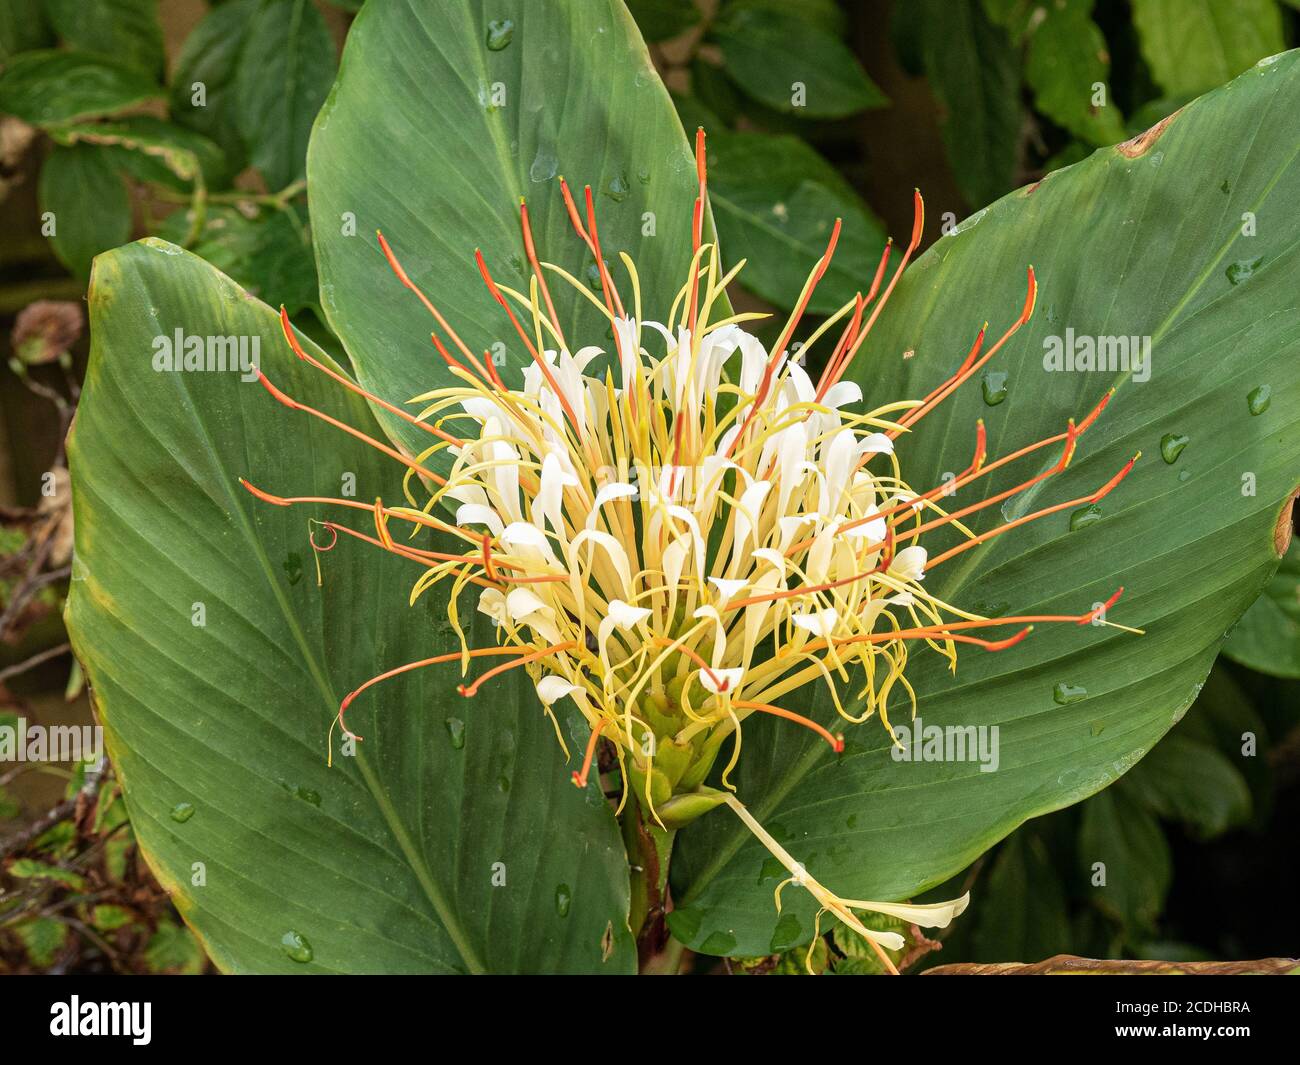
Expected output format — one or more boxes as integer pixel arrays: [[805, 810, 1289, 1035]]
[[1078, 788, 1170, 934], [1132, 0, 1285, 97], [309, 0, 718, 459], [235, 0, 337, 190], [38, 144, 132, 280], [705, 130, 889, 315], [44, 0, 165, 80], [914, 0, 1022, 210], [1223, 539, 1300, 676], [0, 0, 52, 60], [709, 1, 886, 119], [169, 0, 260, 172], [670, 52, 1300, 956], [0, 50, 162, 126], [66, 241, 636, 974], [1022, 0, 1126, 147]]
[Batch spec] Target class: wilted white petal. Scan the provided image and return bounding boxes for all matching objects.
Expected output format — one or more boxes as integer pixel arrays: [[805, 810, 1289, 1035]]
[[849, 893, 971, 929]]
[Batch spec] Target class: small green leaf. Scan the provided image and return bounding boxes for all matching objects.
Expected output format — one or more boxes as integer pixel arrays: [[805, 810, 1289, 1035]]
[[1132, 0, 1285, 97], [38, 144, 132, 279], [706, 130, 889, 313], [90, 904, 135, 931], [11, 917, 68, 967], [1078, 788, 1170, 934], [1223, 540, 1300, 677], [144, 919, 206, 974], [44, 0, 165, 79], [1024, 0, 1126, 146], [0, 50, 163, 127], [711, 2, 886, 118], [168, 0, 260, 170], [7, 858, 88, 891], [235, 0, 337, 190]]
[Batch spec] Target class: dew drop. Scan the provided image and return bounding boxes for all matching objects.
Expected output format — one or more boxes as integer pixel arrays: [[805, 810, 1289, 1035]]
[[605, 170, 630, 202], [1225, 257, 1262, 285], [496, 774, 511, 793], [170, 802, 195, 823], [282, 552, 303, 586], [1090, 721, 1105, 736], [1070, 503, 1103, 531], [636, 168, 651, 186], [281, 930, 313, 963], [981, 370, 1008, 406], [1053, 682, 1088, 705], [1178, 469, 1191, 483], [485, 19, 514, 50], [1160, 433, 1189, 464], [445, 717, 466, 749], [528, 145, 558, 183], [585, 261, 605, 292], [1247, 385, 1272, 415], [555, 884, 572, 917]]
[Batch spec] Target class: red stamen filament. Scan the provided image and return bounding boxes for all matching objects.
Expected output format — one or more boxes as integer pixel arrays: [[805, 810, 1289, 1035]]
[[926, 454, 1139, 569], [519, 199, 567, 351], [255, 371, 449, 487], [339, 646, 527, 739], [458, 641, 578, 697], [734, 699, 843, 752], [475, 248, 586, 440], [572, 717, 610, 788], [278, 308, 464, 447]]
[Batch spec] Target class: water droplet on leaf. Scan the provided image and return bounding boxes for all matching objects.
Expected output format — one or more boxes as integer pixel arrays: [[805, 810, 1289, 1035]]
[[485, 19, 514, 50], [1160, 433, 1189, 464], [605, 170, 630, 202], [981, 371, 1008, 406], [281, 930, 313, 963], [528, 146, 558, 183], [445, 717, 466, 749], [1070, 504, 1103, 531], [1053, 682, 1088, 705], [1225, 257, 1262, 285], [170, 802, 195, 823], [555, 884, 571, 917], [1247, 385, 1271, 415]]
